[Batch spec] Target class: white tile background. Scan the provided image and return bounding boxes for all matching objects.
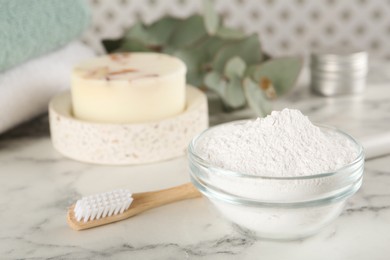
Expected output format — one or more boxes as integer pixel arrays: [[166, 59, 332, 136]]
[[82, 0, 390, 60]]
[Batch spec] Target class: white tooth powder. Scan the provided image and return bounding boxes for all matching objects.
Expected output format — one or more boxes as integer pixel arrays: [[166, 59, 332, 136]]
[[197, 109, 357, 177], [194, 109, 361, 239]]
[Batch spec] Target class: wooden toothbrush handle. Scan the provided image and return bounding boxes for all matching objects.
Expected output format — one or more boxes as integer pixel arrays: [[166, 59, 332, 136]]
[[131, 182, 202, 212], [67, 182, 201, 231]]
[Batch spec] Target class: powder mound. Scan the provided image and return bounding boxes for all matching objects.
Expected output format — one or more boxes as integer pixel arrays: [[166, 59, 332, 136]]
[[197, 108, 359, 177]]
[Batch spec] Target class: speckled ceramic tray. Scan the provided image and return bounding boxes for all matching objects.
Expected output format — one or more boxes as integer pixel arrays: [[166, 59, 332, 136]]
[[49, 86, 208, 165]]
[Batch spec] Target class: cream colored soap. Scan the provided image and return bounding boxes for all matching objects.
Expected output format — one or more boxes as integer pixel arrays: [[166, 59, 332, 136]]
[[71, 53, 187, 123]]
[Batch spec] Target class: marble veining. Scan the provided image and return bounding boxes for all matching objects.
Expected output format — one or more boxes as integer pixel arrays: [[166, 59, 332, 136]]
[[1, 63, 390, 259], [1, 149, 389, 259]]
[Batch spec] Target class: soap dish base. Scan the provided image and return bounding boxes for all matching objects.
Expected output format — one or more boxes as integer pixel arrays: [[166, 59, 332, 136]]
[[49, 86, 208, 165]]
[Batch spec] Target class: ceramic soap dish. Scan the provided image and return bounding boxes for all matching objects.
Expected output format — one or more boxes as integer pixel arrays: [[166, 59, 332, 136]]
[[49, 86, 208, 165]]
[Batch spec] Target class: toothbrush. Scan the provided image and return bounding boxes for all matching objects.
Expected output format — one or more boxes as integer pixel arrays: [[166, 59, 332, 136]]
[[67, 183, 201, 231]]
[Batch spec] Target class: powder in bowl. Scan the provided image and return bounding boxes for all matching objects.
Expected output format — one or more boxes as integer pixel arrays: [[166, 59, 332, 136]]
[[196, 108, 358, 177], [189, 109, 364, 239]]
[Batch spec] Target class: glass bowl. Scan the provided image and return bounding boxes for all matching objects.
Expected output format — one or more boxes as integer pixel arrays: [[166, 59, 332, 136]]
[[188, 121, 364, 240]]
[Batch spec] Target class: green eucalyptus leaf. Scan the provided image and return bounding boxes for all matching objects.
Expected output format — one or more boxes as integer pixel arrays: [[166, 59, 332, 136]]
[[224, 56, 246, 78], [243, 77, 272, 117], [173, 49, 198, 71], [174, 48, 208, 86], [187, 71, 205, 87], [204, 71, 225, 95], [196, 36, 230, 57], [124, 22, 151, 43], [162, 46, 176, 55], [213, 34, 262, 72], [244, 64, 256, 78], [169, 15, 207, 48], [147, 17, 180, 45], [123, 18, 180, 49], [117, 38, 152, 52], [205, 72, 245, 109], [170, 34, 220, 86], [250, 57, 303, 96], [203, 0, 220, 35], [216, 27, 245, 39], [245, 64, 277, 100], [224, 76, 246, 108], [204, 71, 223, 88]]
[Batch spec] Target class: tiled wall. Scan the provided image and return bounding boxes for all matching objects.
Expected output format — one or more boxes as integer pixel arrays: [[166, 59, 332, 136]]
[[83, 0, 390, 60]]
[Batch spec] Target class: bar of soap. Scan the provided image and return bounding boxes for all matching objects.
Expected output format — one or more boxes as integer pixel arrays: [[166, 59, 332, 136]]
[[71, 53, 187, 123]]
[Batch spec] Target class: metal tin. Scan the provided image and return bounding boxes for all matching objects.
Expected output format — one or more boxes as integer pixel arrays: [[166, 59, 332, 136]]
[[311, 51, 368, 64], [311, 61, 368, 73], [310, 50, 368, 96]]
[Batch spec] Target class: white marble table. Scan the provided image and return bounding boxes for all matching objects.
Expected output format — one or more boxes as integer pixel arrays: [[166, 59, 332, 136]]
[[1, 64, 390, 259]]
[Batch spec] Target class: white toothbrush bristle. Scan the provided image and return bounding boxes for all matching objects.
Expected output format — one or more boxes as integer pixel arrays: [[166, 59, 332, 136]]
[[73, 189, 133, 222], [108, 204, 115, 217]]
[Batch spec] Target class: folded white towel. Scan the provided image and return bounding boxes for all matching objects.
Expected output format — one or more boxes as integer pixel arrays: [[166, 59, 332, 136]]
[[0, 42, 95, 134]]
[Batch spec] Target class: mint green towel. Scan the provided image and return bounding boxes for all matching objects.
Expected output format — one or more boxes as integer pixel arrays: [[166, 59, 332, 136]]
[[0, 0, 90, 72]]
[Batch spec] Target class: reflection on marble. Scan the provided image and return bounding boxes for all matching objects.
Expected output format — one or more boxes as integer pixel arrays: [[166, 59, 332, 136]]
[[1, 62, 390, 259]]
